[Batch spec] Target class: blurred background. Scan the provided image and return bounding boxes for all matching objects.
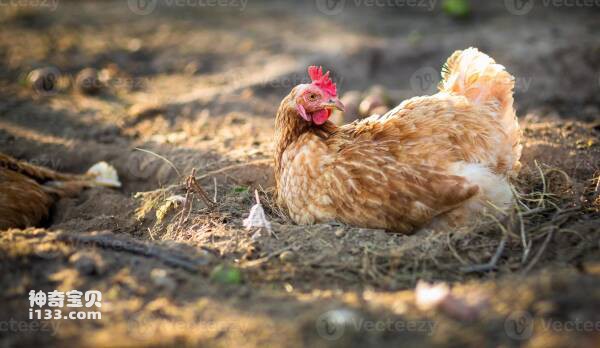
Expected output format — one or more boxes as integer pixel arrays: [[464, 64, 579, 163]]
[[1, 0, 598, 178], [2, 1, 599, 113]]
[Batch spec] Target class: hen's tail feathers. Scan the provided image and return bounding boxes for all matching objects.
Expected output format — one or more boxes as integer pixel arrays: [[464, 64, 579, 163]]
[[0, 154, 121, 197], [0, 153, 77, 183], [439, 47, 522, 174]]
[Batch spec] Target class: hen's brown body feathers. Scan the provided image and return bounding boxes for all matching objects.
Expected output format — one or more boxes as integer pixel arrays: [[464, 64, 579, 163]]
[[275, 48, 521, 233], [0, 154, 95, 230]]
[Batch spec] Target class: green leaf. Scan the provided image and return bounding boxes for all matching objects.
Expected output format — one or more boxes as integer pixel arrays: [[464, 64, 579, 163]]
[[442, 0, 470, 18], [233, 186, 249, 193], [210, 265, 243, 285]]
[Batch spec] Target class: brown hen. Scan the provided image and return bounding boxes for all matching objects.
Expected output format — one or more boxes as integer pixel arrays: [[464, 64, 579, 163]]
[[0, 153, 120, 230], [274, 48, 521, 233]]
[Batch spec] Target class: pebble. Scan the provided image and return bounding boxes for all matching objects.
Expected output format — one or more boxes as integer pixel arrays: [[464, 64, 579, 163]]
[[339, 90, 362, 123], [279, 250, 297, 262], [150, 268, 176, 292], [359, 94, 386, 117], [184, 62, 199, 75], [69, 251, 105, 275], [128, 102, 165, 119], [99, 64, 119, 82], [335, 229, 346, 238]]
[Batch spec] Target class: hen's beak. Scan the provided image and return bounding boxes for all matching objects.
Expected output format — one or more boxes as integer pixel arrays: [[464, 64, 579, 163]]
[[322, 98, 345, 112]]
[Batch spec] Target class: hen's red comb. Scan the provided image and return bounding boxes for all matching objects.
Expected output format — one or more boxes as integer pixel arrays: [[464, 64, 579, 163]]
[[308, 66, 337, 97]]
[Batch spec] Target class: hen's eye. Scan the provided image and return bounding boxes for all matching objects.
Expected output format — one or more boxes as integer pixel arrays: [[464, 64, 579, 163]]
[[308, 94, 318, 101]]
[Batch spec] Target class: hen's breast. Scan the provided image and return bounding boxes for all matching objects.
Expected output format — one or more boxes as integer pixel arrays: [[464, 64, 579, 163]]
[[277, 133, 336, 224]]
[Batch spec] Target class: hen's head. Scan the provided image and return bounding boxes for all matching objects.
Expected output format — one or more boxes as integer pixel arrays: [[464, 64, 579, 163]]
[[290, 66, 344, 125]]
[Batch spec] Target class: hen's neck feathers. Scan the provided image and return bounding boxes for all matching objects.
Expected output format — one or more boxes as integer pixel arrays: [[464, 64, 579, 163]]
[[273, 94, 337, 178], [273, 95, 309, 178]]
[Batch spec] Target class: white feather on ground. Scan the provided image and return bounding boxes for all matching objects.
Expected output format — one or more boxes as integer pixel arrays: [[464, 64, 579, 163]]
[[243, 190, 274, 239], [86, 161, 121, 188]]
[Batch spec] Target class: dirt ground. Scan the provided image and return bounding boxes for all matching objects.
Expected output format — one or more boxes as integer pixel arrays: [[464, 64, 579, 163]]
[[1, 1, 600, 347]]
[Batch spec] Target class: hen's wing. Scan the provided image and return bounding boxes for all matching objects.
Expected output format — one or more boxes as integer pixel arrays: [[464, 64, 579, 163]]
[[0, 169, 54, 230], [323, 140, 478, 233]]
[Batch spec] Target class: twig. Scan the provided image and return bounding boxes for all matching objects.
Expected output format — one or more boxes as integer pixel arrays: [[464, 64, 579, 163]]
[[194, 160, 272, 181], [515, 203, 532, 264], [134, 147, 182, 179], [177, 181, 193, 230], [56, 231, 209, 272], [522, 228, 554, 275], [213, 177, 218, 203], [240, 245, 295, 268], [254, 189, 261, 205], [185, 196, 194, 223], [187, 168, 217, 208], [447, 233, 468, 265], [460, 236, 507, 273], [147, 227, 155, 241]]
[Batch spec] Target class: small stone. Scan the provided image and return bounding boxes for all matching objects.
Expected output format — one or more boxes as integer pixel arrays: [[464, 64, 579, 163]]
[[99, 64, 119, 82], [359, 94, 385, 117], [335, 229, 346, 238], [75, 68, 102, 95], [337, 90, 362, 124], [69, 251, 105, 275], [317, 308, 361, 335], [366, 85, 387, 99], [238, 286, 251, 298], [127, 38, 142, 52], [128, 102, 165, 119], [150, 268, 176, 291], [184, 62, 199, 75], [279, 250, 297, 262]]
